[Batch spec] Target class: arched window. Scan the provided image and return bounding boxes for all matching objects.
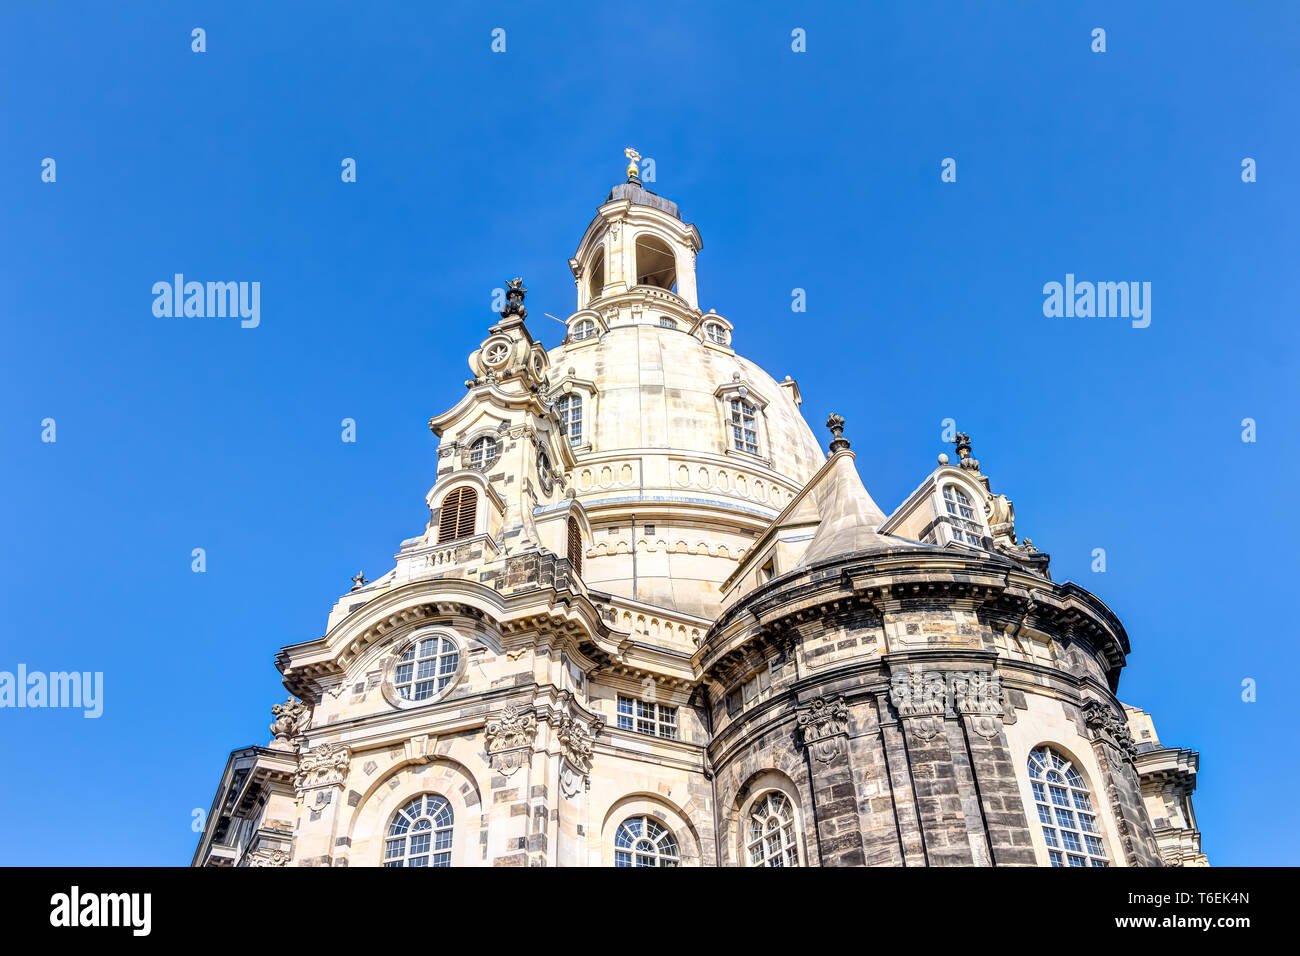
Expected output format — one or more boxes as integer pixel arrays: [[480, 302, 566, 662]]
[[659, 316, 678, 329], [704, 321, 728, 345], [438, 487, 478, 542], [384, 794, 454, 867], [614, 816, 679, 867], [746, 791, 799, 867], [942, 484, 984, 547], [566, 515, 583, 577], [393, 634, 460, 701], [469, 435, 500, 470], [571, 319, 596, 342], [634, 234, 677, 291], [556, 394, 583, 447], [588, 248, 605, 301], [1027, 747, 1109, 867], [943, 484, 975, 519], [729, 399, 759, 455]]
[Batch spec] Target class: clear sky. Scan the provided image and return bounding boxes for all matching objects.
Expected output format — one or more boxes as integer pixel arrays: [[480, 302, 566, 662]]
[[1, 1, 1296, 866]]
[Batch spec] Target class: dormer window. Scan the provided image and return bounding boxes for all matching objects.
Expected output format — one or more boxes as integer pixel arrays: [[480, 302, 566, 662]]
[[556, 394, 583, 447], [571, 319, 596, 342], [730, 399, 759, 455], [942, 484, 986, 548], [469, 436, 500, 470], [705, 321, 728, 345]]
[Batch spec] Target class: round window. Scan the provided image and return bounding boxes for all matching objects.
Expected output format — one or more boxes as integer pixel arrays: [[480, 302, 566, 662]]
[[537, 447, 554, 495], [382, 631, 465, 709], [482, 339, 511, 369]]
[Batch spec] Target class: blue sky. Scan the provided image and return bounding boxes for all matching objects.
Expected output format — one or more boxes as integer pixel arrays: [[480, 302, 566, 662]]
[[1, 1, 1295, 865]]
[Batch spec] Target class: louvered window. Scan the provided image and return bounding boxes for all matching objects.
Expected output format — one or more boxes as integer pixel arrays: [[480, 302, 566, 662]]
[[438, 487, 478, 543], [567, 515, 583, 577]]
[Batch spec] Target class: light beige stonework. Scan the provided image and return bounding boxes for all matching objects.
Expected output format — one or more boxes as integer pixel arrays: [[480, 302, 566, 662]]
[[193, 172, 1204, 868]]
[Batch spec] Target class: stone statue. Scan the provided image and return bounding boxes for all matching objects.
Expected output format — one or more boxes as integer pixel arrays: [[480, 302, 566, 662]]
[[501, 278, 528, 320]]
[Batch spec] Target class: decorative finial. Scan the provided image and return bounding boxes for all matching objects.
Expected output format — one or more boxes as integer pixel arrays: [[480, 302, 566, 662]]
[[501, 278, 527, 320], [350, 570, 368, 591], [951, 431, 979, 471], [624, 147, 641, 184], [269, 697, 310, 749], [826, 413, 850, 453]]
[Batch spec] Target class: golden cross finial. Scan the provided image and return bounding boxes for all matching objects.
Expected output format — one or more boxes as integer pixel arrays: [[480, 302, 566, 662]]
[[624, 147, 641, 181]]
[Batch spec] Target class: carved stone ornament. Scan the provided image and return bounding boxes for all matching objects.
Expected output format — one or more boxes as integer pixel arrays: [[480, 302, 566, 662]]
[[484, 705, 538, 777], [950, 671, 1003, 716], [246, 849, 290, 867], [269, 697, 311, 747], [949, 671, 1005, 738], [889, 671, 947, 717], [985, 494, 1017, 545], [1082, 699, 1139, 759], [825, 413, 850, 453], [796, 695, 850, 762], [554, 715, 596, 773], [559, 762, 584, 799], [294, 742, 350, 792]]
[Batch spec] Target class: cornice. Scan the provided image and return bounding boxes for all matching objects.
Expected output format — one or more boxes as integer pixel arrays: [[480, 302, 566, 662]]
[[428, 382, 547, 437], [276, 576, 612, 701], [698, 546, 1130, 686]]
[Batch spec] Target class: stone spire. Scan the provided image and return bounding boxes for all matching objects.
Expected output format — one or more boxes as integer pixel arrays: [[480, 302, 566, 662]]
[[798, 447, 891, 567]]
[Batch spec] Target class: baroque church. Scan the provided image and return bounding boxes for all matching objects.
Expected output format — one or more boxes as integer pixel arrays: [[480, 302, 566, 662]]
[[193, 154, 1206, 868]]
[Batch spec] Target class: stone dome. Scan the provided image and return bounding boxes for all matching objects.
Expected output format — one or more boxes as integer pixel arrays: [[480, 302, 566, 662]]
[[545, 180, 827, 616], [550, 320, 825, 491]]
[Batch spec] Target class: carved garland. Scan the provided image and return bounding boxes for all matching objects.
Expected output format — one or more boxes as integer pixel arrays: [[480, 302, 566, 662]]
[[888, 669, 1006, 740], [483, 705, 538, 777], [294, 743, 350, 793], [482, 704, 604, 783]]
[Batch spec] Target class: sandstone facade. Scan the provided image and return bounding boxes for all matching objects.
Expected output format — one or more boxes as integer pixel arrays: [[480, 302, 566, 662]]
[[193, 167, 1205, 868]]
